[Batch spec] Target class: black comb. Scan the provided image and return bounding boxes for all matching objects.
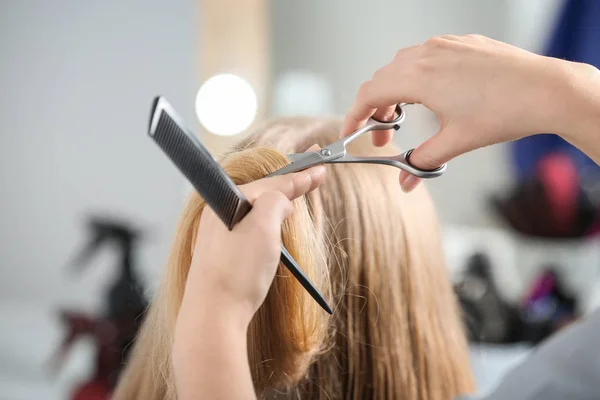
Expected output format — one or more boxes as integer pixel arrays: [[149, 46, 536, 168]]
[[148, 96, 332, 314]]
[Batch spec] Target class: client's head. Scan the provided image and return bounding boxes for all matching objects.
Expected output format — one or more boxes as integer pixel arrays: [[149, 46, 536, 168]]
[[114, 118, 475, 399]]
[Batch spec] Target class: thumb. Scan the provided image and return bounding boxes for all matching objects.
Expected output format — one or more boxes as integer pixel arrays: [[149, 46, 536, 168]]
[[240, 191, 293, 233], [399, 126, 458, 192]]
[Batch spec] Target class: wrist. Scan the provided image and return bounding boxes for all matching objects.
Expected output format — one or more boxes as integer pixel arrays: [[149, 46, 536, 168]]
[[181, 263, 258, 330], [173, 301, 254, 399], [173, 298, 249, 380], [554, 60, 600, 142], [176, 287, 253, 339]]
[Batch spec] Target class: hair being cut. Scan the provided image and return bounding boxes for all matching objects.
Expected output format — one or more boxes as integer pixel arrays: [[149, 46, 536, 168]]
[[113, 118, 475, 399]]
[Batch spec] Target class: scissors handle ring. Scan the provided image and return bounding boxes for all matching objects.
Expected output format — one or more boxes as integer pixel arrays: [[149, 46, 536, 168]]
[[368, 104, 405, 130], [404, 149, 447, 176]]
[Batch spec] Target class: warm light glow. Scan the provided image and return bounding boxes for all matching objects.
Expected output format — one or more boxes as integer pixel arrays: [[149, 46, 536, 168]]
[[195, 74, 257, 136]]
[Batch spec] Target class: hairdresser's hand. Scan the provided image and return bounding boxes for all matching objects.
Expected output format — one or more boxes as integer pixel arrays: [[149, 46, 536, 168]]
[[341, 34, 600, 192], [182, 157, 326, 324], [173, 154, 326, 400]]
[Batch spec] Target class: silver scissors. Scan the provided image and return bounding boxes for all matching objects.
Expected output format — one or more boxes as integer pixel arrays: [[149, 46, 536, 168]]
[[267, 103, 447, 178]]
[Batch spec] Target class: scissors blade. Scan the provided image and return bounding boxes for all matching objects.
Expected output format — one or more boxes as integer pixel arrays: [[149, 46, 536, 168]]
[[288, 153, 310, 162], [267, 152, 327, 177]]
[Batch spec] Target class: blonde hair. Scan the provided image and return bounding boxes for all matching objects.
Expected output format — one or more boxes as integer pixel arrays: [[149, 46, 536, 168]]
[[114, 118, 475, 399]]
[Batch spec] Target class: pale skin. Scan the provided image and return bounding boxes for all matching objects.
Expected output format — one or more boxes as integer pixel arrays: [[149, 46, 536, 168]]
[[340, 34, 600, 192], [172, 35, 600, 399], [173, 155, 327, 400]]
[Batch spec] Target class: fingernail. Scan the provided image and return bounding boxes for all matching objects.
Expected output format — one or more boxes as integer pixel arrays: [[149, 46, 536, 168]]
[[400, 175, 420, 193]]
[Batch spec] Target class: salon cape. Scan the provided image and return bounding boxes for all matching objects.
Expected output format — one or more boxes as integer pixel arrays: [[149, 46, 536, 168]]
[[456, 307, 600, 400]]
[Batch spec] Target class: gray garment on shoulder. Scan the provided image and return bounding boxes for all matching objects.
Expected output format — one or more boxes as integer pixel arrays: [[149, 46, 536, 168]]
[[457, 308, 600, 400]]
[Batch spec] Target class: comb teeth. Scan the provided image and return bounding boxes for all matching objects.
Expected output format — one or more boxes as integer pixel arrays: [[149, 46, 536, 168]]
[[149, 99, 250, 230]]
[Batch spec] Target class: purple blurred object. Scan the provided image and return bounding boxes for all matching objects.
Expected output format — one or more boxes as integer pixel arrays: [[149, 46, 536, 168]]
[[519, 269, 579, 344]]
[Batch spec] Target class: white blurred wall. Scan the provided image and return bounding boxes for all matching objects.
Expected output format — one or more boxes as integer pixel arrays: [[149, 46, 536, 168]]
[[0, 0, 197, 307], [0, 2, 197, 396]]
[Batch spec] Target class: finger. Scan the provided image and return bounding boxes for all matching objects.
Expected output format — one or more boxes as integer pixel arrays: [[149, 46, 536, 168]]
[[340, 46, 422, 140], [400, 123, 475, 192], [371, 128, 394, 147], [243, 165, 327, 202], [371, 105, 397, 147], [399, 171, 422, 193], [339, 80, 377, 138], [399, 125, 463, 193], [341, 79, 401, 137], [340, 76, 421, 140], [239, 191, 293, 233], [409, 126, 463, 171], [367, 60, 416, 147], [372, 105, 397, 122], [371, 64, 400, 125]]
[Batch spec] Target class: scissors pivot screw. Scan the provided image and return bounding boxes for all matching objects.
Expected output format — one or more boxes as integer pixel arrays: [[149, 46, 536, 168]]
[[320, 149, 332, 156]]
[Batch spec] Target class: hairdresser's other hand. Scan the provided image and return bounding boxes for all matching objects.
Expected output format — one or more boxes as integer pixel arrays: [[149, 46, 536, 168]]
[[173, 162, 325, 400], [181, 155, 326, 324], [341, 34, 600, 192]]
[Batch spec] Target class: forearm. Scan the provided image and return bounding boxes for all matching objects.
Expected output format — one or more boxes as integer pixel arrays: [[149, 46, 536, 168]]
[[173, 303, 256, 400], [556, 61, 600, 164]]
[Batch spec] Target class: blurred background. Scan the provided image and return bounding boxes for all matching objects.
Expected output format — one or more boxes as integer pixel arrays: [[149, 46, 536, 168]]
[[2, 0, 600, 398]]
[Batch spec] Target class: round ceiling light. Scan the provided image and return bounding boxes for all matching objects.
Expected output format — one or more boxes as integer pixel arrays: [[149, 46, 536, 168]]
[[195, 73, 257, 136]]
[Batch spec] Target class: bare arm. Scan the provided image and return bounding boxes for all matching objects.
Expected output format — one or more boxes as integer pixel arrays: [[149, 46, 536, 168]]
[[171, 164, 326, 399], [173, 297, 256, 400], [559, 62, 600, 165]]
